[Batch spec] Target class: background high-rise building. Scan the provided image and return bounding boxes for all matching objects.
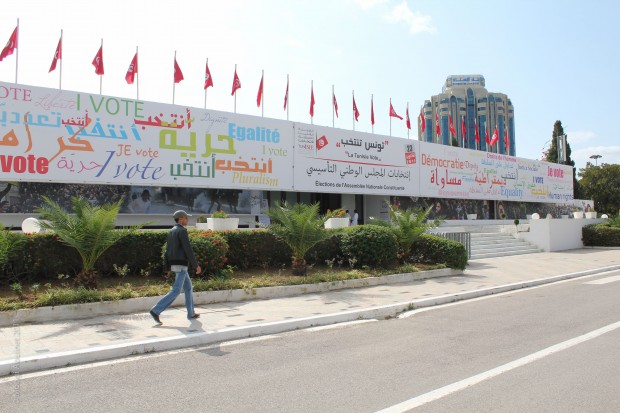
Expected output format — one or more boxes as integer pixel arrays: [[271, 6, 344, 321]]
[[419, 75, 515, 155]]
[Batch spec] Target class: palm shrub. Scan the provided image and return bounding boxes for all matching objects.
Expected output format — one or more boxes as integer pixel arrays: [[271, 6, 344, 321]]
[[340, 225, 398, 268], [265, 201, 329, 275], [36, 196, 146, 288], [0, 223, 26, 280], [368, 203, 439, 262]]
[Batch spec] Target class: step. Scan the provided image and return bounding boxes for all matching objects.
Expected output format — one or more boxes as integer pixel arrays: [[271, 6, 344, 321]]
[[470, 248, 541, 260]]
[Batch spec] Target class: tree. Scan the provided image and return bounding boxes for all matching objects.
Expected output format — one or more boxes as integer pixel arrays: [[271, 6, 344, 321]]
[[265, 201, 329, 276], [367, 202, 439, 262], [577, 163, 620, 215], [37, 196, 145, 288], [543, 120, 580, 198]]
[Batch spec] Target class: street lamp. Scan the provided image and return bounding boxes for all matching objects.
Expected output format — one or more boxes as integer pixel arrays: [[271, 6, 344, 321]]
[[589, 154, 602, 166]]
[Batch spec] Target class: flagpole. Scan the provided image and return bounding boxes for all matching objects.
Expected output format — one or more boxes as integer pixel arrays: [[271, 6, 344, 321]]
[[371, 94, 374, 134], [389, 98, 392, 137], [286, 74, 289, 121], [59, 29, 63, 90], [135, 46, 139, 100], [97, 39, 102, 95], [204, 58, 208, 109], [332, 85, 335, 128], [261, 69, 264, 118], [310, 80, 313, 125], [14, 19, 19, 84], [352, 90, 355, 131], [407, 102, 410, 139], [234, 64, 237, 114], [173, 51, 177, 104]]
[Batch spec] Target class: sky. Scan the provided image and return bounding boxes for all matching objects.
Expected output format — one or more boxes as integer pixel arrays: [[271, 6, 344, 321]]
[[1, 0, 619, 172]]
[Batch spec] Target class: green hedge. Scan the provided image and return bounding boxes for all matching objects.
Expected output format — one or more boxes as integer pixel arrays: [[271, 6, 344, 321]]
[[410, 234, 468, 270], [219, 230, 291, 269], [1, 227, 468, 285], [341, 225, 398, 268], [582, 223, 620, 247]]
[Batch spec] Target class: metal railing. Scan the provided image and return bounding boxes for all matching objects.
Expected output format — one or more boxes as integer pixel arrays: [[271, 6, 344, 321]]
[[432, 231, 471, 259]]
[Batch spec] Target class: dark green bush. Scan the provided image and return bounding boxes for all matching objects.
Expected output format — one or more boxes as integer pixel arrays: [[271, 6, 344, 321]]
[[341, 225, 398, 268], [582, 223, 620, 246], [306, 230, 347, 266], [410, 234, 468, 270], [220, 230, 291, 269], [96, 231, 168, 277], [19, 233, 81, 280]]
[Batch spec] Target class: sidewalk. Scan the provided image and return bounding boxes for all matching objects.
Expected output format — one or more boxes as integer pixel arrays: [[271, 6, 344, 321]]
[[1, 248, 618, 377]]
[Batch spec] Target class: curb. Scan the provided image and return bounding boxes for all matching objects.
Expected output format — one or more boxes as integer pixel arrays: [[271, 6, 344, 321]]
[[0, 268, 460, 327], [2, 265, 617, 377]]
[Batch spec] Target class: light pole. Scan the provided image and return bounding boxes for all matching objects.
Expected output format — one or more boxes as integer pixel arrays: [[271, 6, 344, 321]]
[[589, 154, 602, 166]]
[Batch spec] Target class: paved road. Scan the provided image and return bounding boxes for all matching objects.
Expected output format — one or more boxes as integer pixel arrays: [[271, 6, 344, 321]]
[[2, 268, 619, 413]]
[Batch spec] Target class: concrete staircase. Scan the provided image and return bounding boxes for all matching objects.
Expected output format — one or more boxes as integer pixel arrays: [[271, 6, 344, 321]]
[[469, 229, 541, 260]]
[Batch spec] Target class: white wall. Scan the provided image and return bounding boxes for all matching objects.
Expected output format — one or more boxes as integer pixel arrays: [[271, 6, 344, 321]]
[[520, 218, 604, 251]]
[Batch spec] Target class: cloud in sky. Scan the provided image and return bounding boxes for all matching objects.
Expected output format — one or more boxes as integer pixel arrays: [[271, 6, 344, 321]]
[[572, 146, 620, 169], [384, 1, 436, 34]]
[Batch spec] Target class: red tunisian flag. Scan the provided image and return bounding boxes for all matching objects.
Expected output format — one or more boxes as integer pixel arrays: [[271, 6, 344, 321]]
[[406, 106, 411, 129], [485, 125, 491, 146], [125, 52, 138, 84], [371, 97, 375, 125], [504, 125, 509, 150], [173, 57, 184, 83], [435, 111, 441, 135], [283, 77, 289, 110], [231, 69, 241, 95], [333, 92, 339, 117], [256, 73, 264, 107], [389, 102, 403, 120], [309, 85, 315, 117], [353, 96, 360, 121], [92, 46, 104, 75], [0, 26, 18, 62], [204, 61, 214, 89], [49, 36, 62, 72], [419, 107, 425, 132], [490, 125, 499, 146], [449, 114, 456, 137], [461, 116, 466, 144], [474, 118, 480, 144]]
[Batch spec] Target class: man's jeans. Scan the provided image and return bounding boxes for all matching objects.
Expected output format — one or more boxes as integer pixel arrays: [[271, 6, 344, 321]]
[[151, 270, 195, 319]]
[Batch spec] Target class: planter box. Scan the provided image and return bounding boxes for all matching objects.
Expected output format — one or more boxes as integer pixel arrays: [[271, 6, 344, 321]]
[[573, 211, 584, 219], [325, 217, 349, 229], [585, 212, 597, 219], [196, 222, 209, 230], [207, 217, 239, 231], [467, 214, 477, 220]]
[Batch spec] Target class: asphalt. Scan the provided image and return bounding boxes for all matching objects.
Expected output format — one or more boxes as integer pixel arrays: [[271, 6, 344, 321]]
[[1, 248, 619, 377]]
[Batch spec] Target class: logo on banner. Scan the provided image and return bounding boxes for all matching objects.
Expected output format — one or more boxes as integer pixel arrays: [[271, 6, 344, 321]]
[[316, 135, 328, 150], [405, 144, 416, 164]]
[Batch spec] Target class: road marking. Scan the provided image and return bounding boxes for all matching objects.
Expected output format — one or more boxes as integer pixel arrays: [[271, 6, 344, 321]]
[[584, 275, 620, 285], [375, 320, 620, 413]]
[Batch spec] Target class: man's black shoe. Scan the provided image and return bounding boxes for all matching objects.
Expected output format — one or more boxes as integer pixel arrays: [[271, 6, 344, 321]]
[[150, 310, 162, 325], [190, 313, 200, 319]]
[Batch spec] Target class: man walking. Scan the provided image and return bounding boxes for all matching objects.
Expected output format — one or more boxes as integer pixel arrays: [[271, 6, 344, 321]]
[[150, 210, 201, 324]]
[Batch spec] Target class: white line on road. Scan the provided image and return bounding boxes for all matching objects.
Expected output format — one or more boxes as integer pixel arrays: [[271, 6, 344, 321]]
[[375, 320, 620, 413], [584, 275, 620, 285]]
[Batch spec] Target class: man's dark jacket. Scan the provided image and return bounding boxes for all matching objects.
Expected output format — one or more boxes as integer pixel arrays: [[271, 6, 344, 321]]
[[163, 223, 198, 269]]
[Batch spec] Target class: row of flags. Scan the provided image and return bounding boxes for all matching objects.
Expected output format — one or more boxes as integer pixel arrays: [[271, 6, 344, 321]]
[[1, 22, 510, 148], [0, 22, 418, 130], [428, 110, 509, 149]]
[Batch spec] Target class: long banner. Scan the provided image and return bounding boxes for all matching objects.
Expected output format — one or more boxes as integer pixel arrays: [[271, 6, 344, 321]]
[[0, 82, 293, 190], [0, 82, 574, 203]]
